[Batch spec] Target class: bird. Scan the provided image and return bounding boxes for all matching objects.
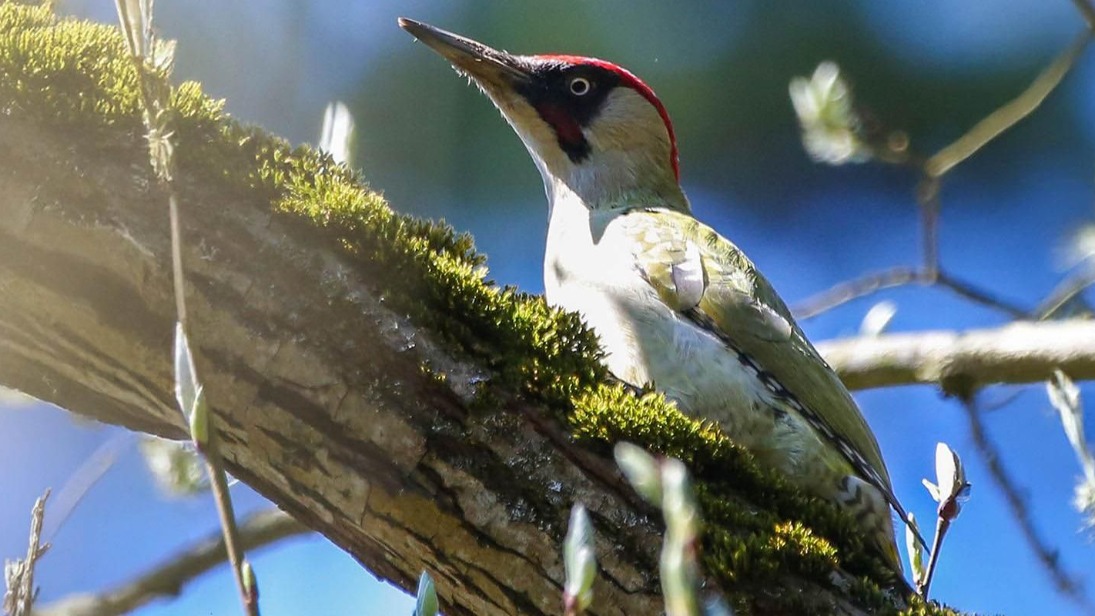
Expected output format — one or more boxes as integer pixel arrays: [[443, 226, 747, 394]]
[[398, 17, 913, 573]]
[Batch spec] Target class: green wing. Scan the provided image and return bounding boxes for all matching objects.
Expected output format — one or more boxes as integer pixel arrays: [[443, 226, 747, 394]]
[[620, 207, 894, 492]]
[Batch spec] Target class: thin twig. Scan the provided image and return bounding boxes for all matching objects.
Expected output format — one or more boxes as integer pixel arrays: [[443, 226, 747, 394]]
[[4, 491, 50, 616], [793, 267, 925, 319], [792, 266, 1028, 320], [168, 191, 187, 325], [1073, 0, 1095, 31], [979, 386, 1029, 414], [1037, 265, 1095, 319], [934, 270, 1029, 318], [34, 510, 305, 616], [44, 432, 128, 541], [205, 458, 257, 615], [918, 517, 949, 598], [801, 31, 1092, 321], [918, 176, 941, 276], [113, 2, 256, 613], [924, 31, 1092, 178], [961, 398, 1095, 615], [168, 190, 255, 613]]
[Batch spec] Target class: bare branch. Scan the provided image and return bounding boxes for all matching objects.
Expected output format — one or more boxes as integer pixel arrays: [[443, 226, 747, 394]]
[[202, 459, 254, 614], [4, 491, 50, 616], [931, 271, 1028, 318], [1074, 0, 1095, 31], [924, 32, 1092, 178], [33, 510, 307, 616], [792, 267, 1028, 320], [44, 435, 126, 541], [0, 107, 879, 614], [918, 443, 969, 599], [793, 267, 926, 319], [1037, 265, 1095, 319], [800, 30, 1091, 323], [918, 177, 941, 275], [815, 321, 1095, 392], [960, 397, 1095, 615]]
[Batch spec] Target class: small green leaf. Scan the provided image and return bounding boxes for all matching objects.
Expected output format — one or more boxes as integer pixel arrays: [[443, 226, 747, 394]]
[[112, 0, 145, 57], [563, 504, 597, 613], [660, 530, 700, 616], [860, 301, 897, 337], [905, 513, 926, 588], [789, 61, 869, 165], [925, 442, 970, 521], [661, 458, 699, 541], [414, 571, 438, 616], [174, 322, 199, 420], [139, 436, 208, 496], [189, 386, 210, 451], [242, 559, 259, 604], [614, 442, 661, 505], [319, 101, 356, 167], [150, 38, 176, 74], [659, 458, 701, 616], [1047, 371, 1095, 531]]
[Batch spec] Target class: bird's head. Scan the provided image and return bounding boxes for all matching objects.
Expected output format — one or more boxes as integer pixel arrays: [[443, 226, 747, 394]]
[[399, 18, 689, 214]]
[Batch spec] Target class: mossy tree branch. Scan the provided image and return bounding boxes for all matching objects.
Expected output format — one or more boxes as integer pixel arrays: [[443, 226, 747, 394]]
[[0, 5, 966, 615], [0, 108, 670, 616], [2, 111, 896, 614]]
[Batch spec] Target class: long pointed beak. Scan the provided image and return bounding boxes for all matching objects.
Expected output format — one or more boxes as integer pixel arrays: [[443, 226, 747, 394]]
[[398, 18, 531, 90]]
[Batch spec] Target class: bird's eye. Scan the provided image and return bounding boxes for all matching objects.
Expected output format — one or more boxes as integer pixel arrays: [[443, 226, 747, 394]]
[[569, 77, 592, 96]]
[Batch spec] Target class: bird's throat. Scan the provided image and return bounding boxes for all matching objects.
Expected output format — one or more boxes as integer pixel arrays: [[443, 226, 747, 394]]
[[534, 102, 591, 163]]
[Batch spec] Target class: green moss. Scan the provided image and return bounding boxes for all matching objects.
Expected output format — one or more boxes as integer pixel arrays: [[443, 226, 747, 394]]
[[0, 3, 138, 128], [898, 596, 964, 616], [0, 4, 959, 613]]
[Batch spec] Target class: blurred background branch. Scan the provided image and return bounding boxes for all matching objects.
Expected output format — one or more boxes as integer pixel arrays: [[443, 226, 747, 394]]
[[32, 510, 306, 616], [817, 321, 1095, 392], [794, 22, 1094, 320], [960, 395, 1095, 615], [794, 267, 1030, 320]]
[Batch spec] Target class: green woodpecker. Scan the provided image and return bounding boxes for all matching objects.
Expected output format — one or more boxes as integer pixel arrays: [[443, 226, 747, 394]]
[[399, 18, 913, 571]]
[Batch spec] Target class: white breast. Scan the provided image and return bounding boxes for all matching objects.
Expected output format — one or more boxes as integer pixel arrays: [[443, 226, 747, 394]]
[[542, 190, 779, 440]]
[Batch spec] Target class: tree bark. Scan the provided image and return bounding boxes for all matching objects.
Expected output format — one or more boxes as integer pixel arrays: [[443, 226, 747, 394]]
[[0, 116, 679, 615]]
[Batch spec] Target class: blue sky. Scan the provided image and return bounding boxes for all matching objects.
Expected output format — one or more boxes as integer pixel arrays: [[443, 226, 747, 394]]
[[4, 1, 1095, 614]]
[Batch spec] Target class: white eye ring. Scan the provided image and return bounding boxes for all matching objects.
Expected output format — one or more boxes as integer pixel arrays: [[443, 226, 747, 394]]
[[569, 77, 592, 96]]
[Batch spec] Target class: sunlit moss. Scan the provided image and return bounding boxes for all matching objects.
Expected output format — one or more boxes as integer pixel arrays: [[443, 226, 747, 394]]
[[0, 4, 959, 613], [898, 596, 963, 616]]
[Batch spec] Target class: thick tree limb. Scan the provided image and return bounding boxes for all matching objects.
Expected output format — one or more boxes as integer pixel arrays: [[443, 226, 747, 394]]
[[0, 115, 666, 615], [0, 7, 1009, 614], [33, 510, 307, 616], [1, 7, 1076, 606], [816, 321, 1095, 393], [2, 109, 901, 613]]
